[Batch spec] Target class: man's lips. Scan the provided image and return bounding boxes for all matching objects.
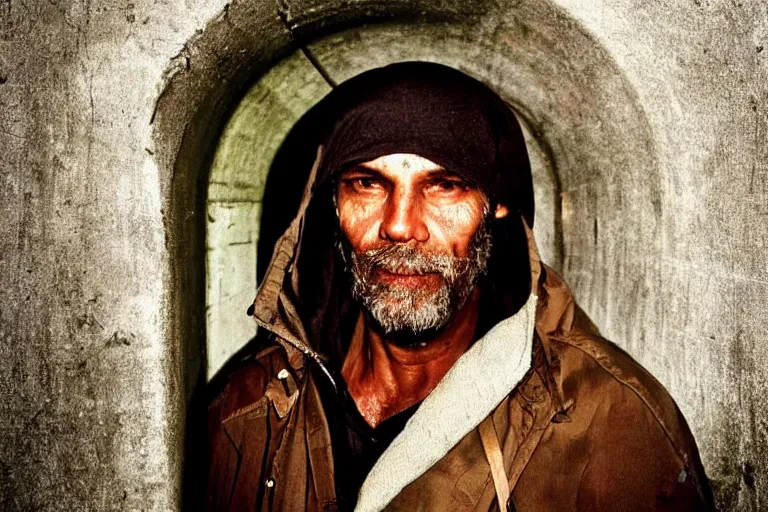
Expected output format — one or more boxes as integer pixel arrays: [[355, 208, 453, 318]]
[[373, 269, 441, 288]]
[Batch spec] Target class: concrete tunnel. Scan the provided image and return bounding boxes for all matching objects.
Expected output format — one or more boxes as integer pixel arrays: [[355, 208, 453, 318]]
[[0, 0, 766, 510]]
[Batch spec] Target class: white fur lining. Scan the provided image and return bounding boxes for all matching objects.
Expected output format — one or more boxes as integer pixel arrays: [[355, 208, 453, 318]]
[[354, 293, 538, 512]]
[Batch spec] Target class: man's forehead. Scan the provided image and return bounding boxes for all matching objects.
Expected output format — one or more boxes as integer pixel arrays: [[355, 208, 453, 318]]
[[353, 153, 445, 175]]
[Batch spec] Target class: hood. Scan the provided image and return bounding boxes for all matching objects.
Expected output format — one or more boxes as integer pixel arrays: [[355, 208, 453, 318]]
[[248, 147, 568, 397], [246, 140, 581, 509]]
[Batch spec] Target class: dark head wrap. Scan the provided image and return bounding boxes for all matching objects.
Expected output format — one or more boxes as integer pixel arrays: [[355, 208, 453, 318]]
[[317, 61, 534, 227]]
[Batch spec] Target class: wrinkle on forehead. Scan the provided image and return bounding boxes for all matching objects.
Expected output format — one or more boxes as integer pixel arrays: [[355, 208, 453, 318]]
[[360, 153, 443, 174]]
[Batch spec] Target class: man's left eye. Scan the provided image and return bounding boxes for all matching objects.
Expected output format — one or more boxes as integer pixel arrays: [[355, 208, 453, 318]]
[[429, 180, 466, 193]]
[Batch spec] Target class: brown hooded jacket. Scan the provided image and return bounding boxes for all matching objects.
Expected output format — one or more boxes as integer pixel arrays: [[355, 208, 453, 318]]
[[205, 145, 714, 511]]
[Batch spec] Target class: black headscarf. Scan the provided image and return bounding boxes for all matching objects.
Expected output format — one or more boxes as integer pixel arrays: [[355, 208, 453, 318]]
[[316, 61, 534, 228]]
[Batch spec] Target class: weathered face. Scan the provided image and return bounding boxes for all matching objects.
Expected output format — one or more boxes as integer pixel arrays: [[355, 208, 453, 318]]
[[336, 153, 508, 340]]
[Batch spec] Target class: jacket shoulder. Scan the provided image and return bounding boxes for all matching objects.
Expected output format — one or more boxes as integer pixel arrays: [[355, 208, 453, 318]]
[[549, 329, 697, 467], [544, 329, 714, 508], [208, 342, 290, 423], [205, 341, 294, 511]]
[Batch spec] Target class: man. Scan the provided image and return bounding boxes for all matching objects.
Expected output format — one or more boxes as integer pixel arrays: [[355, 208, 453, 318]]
[[206, 62, 714, 511]]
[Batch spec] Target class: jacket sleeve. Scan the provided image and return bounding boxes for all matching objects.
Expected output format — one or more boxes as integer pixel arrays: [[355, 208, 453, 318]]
[[574, 386, 714, 511], [205, 388, 241, 512], [204, 356, 273, 512]]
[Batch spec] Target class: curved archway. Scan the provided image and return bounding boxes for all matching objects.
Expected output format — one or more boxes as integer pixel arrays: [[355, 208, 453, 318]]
[[203, 14, 657, 378], [204, 51, 568, 378]]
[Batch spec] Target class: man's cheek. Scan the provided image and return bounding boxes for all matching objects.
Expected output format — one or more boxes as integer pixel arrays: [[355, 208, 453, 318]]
[[341, 205, 384, 248], [344, 222, 380, 251], [427, 210, 482, 256]]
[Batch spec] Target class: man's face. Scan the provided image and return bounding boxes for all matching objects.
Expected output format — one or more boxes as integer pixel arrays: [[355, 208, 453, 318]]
[[336, 153, 507, 341]]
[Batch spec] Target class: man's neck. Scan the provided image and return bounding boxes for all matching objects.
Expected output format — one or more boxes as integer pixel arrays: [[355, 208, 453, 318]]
[[341, 288, 481, 428]]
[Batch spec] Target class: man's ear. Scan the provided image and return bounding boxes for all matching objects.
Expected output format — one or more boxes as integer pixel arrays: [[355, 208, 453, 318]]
[[494, 203, 510, 219]]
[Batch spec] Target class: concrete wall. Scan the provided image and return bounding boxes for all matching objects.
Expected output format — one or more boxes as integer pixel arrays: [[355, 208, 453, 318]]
[[1, 0, 766, 510], [0, 1, 226, 510]]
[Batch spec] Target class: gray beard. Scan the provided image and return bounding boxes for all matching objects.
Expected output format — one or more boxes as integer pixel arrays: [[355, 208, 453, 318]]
[[341, 219, 493, 343]]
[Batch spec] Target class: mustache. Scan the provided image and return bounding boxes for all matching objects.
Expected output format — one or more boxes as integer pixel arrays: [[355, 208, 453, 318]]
[[353, 245, 463, 276]]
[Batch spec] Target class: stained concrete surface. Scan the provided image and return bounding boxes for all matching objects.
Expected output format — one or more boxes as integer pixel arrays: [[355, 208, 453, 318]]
[[0, 1, 230, 510], [0, 0, 766, 510]]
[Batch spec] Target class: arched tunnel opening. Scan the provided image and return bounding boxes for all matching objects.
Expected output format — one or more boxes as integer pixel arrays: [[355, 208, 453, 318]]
[[204, 46, 568, 380], [151, 1, 700, 508], [203, 14, 659, 382]]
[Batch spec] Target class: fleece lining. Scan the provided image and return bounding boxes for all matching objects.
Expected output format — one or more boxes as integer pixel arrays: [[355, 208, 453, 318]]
[[354, 292, 538, 512]]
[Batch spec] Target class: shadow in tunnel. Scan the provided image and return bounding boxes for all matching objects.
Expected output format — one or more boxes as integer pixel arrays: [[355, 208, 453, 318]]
[[256, 102, 333, 286]]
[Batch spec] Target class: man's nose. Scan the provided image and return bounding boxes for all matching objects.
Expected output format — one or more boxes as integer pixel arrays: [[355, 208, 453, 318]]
[[379, 190, 429, 243]]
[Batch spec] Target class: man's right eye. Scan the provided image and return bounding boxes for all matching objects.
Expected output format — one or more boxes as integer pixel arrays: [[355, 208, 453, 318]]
[[357, 177, 376, 188], [343, 176, 384, 193]]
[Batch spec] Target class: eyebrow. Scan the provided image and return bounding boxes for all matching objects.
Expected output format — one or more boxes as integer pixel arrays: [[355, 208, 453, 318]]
[[338, 166, 391, 186], [340, 165, 385, 177]]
